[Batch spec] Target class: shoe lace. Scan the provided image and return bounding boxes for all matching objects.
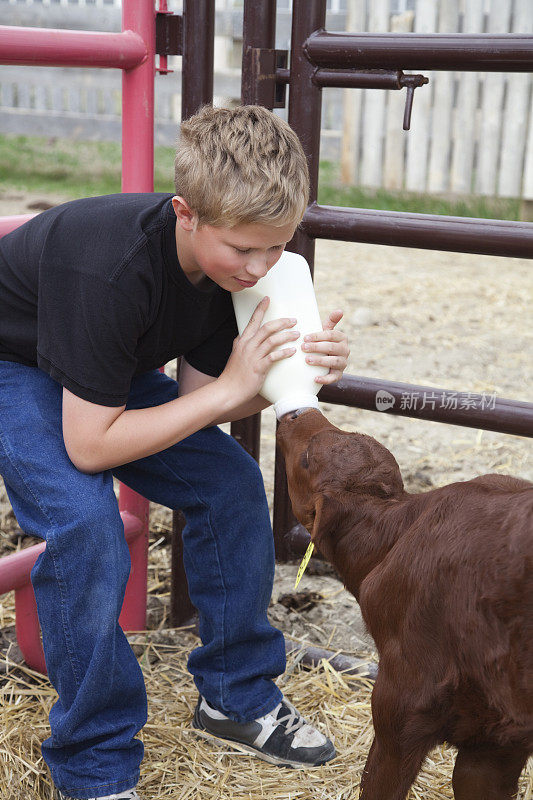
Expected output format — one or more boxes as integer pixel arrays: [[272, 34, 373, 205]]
[[271, 701, 308, 735]]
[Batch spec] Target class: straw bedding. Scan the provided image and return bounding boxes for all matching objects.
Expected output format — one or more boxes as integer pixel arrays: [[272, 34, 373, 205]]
[[1, 542, 532, 799], [1, 206, 532, 797]]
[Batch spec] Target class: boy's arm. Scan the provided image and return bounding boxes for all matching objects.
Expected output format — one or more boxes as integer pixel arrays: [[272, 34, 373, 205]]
[[63, 368, 269, 475], [63, 298, 296, 474], [62, 380, 236, 474], [178, 358, 270, 423]]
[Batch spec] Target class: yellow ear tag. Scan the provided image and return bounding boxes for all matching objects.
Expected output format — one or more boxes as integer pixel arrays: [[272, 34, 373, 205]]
[[294, 541, 315, 589]]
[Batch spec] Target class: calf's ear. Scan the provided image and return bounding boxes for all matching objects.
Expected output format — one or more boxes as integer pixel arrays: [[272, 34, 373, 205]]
[[311, 493, 346, 547]]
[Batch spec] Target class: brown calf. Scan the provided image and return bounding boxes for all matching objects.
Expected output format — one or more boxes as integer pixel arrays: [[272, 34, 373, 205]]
[[277, 408, 533, 800]]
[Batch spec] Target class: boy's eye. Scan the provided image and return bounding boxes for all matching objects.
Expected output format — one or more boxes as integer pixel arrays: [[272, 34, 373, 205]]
[[234, 245, 284, 254]]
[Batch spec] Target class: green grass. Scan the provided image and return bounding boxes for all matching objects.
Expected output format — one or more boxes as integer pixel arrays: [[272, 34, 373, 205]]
[[317, 159, 521, 220], [0, 134, 175, 197], [0, 133, 521, 220]]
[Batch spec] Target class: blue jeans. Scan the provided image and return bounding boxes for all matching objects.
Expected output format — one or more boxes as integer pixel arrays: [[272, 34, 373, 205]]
[[0, 362, 285, 799]]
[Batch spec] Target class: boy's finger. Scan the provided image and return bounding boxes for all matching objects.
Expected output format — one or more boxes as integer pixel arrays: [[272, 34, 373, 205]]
[[255, 316, 298, 344], [267, 346, 297, 363], [315, 371, 341, 385], [262, 329, 300, 351], [304, 329, 345, 344], [244, 297, 269, 334], [322, 309, 343, 330]]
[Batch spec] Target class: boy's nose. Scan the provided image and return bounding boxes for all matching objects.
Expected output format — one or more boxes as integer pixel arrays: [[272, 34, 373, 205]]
[[246, 254, 269, 279]]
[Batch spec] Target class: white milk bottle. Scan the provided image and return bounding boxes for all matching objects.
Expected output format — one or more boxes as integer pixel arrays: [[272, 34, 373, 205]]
[[231, 250, 328, 419]]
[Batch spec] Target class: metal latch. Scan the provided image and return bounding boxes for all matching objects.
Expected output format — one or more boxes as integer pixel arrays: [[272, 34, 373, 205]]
[[311, 68, 429, 130], [242, 48, 289, 108], [399, 72, 429, 130], [156, 3, 183, 75]]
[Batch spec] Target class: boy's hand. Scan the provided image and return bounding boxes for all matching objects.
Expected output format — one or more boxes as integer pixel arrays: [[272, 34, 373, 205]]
[[218, 297, 300, 404], [302, 309, 350, 385]]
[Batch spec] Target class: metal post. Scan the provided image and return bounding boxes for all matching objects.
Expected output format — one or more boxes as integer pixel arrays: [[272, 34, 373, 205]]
[[287, 0, 326, 270], [272, 0, 327, 560], [229, 0, 279, 466], [119, 0, 156, 630], [121, 0, 155, 193], [241, 0, 277, 104], [171, 0, 216, 626], [181, 0, 215, 121]]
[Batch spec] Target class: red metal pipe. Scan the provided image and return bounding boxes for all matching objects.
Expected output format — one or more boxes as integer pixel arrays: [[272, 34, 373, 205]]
[[15, 583, 46, 674], [118, 501, 150, 632], [0, 542, 45, 595], [0, 0, 156, 671], [122, 0, 155, 192], [0, 214, 35, 237], [0, 510, 145, 674], [0, 511, 144, 597], [119, 0, 155, 633], [0, 25, 146, 69]]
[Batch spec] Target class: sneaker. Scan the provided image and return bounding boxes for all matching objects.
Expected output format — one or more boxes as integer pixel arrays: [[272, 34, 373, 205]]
[[192, 695, 335, 768], [56, 790, 141, 800]]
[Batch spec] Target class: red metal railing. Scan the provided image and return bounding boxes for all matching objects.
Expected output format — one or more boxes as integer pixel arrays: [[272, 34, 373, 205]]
[[0, 26, 147, 69], [0, 512, 145, 674], [0, 0, 155, 674], [0, 215, 35, 237]]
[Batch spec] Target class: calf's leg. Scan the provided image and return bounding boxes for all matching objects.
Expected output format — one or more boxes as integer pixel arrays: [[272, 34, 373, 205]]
[[359, 677, 435, 800], [452, 744, 529, 800], [358, 734, 432, 800]]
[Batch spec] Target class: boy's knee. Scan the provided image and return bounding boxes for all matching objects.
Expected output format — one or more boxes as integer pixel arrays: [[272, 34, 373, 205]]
[[48, 496, 129, 577], [204, 427, 265, 489], [228, 446, 265, 496]]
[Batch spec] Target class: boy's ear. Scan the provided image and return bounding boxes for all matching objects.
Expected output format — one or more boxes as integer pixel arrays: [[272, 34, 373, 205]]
[[172, 196, 196, 230]]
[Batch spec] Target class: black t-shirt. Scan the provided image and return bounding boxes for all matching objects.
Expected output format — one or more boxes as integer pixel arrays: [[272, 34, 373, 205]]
[[0, 193, 238, 406]]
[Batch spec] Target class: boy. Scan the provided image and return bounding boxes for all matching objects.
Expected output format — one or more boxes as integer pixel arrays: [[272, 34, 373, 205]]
[[0, 105, 349, 800]]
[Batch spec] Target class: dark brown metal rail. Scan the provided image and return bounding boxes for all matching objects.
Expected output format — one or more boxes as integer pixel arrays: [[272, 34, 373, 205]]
[[319, 376, 533, 439], [304, 202, 533, 259], [305, 33, 533, 72]]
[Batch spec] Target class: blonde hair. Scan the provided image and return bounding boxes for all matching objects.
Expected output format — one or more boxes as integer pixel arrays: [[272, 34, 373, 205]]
[[174, 105, 309, 228]]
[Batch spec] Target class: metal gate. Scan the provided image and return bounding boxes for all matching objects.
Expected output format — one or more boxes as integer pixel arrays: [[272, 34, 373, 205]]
[[0, 0, 532, 669], [231, 0, 533, 569]]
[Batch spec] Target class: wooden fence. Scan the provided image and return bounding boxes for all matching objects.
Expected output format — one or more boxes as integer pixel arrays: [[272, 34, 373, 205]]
[[339, 0, 533, 199], [1, 0, 532, 198]]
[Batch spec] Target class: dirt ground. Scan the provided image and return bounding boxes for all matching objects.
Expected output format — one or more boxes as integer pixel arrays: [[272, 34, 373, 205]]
[[0, 188, 531, 658]]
